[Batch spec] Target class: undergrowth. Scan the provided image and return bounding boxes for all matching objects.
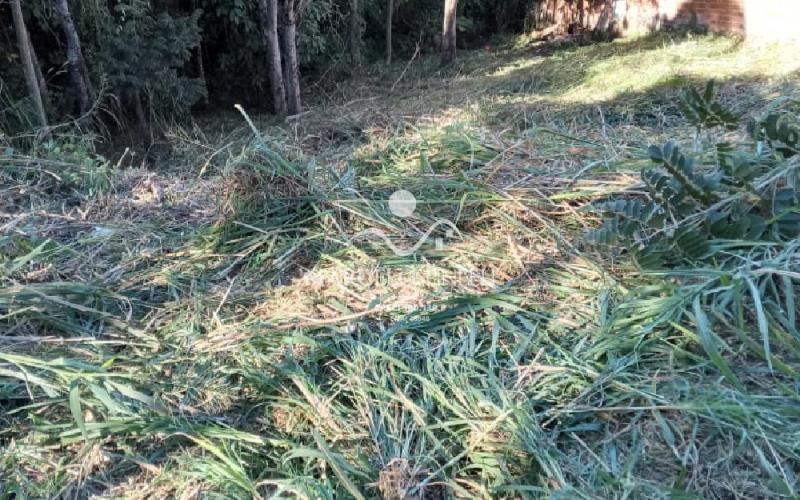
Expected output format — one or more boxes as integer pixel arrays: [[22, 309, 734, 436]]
[[1, 34, 800, 499]]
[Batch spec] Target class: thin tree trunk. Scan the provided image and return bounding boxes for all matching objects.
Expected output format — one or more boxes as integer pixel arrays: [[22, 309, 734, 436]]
[[53, 0, 91, 117], [441, 0, 458, 66], [196, 41, 209, 106], [385, 0, 393, 65], [279, 0, 302, 116], [27, 30, 51, 113], [258, 0, 287, 114], [10, 0, 47, 127], [79, 48, 94, 100], [349, 0, 362, 68], [133, 90, 147, 133]]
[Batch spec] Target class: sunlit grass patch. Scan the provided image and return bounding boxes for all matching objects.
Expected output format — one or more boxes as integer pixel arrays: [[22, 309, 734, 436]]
[[561, 36, 800, 104]]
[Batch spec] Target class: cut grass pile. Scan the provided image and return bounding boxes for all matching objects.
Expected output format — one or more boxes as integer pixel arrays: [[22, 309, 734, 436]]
[[2, 33, 800, 498]]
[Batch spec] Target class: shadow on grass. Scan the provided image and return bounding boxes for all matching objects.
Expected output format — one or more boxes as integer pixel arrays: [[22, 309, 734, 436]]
[[294, 32, 799, 157]]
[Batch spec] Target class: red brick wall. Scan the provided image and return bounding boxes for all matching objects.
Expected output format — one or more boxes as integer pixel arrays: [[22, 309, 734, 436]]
[[528, 0, 800, 41], [660, 0, 745, 34]]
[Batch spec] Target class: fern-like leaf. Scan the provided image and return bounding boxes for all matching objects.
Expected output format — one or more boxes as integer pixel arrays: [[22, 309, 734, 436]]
[[649, 142, 719, 205], [678, 80, 740, 131]]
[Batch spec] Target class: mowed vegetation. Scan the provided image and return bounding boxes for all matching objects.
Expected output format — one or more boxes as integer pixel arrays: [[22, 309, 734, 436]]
[[2, 32, 800, 498]]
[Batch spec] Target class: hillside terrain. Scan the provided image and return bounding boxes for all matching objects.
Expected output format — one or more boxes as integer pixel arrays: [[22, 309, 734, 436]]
[[2, 33, 800, 498]]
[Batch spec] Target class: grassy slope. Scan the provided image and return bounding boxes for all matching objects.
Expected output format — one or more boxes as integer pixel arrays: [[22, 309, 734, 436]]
[[1, 33, 800, 498]]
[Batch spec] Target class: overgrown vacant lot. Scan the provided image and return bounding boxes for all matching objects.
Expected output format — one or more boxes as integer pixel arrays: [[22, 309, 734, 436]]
[[2, 34, 800, 498]]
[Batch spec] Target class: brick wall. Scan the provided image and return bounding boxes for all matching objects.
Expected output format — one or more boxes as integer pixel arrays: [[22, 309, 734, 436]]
[[528, 0, 800, 41], [659, 0, 745, 34]]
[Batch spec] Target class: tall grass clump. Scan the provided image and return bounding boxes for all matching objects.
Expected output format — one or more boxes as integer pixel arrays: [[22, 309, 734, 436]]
[[195, 107, 341, 283]]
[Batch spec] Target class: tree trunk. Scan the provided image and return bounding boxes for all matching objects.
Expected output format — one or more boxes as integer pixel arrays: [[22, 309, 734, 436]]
[[279, 0, 302, 116], [349, 0, 362, 68], [441, 0, 458, 66], [28, 30, 51, 113], [385, 0, 393, 65], [79, 47, 94, 100], [196, 41, 209, 107], [258, 0, 287, 114], [53, 0, 92, 117], [132, 89, 148, 135], [10, 0, 47, 127]]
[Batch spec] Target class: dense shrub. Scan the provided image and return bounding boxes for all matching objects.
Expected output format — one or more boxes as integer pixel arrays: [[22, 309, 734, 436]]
[[99, 5, 205, 120]]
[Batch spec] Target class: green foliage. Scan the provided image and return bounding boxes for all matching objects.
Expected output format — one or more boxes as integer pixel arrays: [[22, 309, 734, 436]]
[[678, 80, 740, 131], [753, 110, 800, 157], [199, 0, 345, 101], [1, 140, 110, 199], [99, 5, 205, 116], [297, 0, 347, 67], [586, 83, 800, 389], [587, 92, 800, 268], [198, 0, 266, 97]]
